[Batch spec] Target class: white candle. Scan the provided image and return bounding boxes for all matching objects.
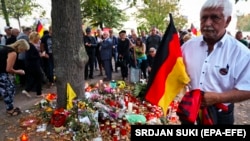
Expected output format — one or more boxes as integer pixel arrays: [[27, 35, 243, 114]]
[[99, 80, 103, 84], [128, 102, 133, 113]]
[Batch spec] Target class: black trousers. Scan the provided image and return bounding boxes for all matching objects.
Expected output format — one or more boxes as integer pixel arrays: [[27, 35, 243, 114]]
[[25, 68, 43, 95], [85, 52, 95, 79]]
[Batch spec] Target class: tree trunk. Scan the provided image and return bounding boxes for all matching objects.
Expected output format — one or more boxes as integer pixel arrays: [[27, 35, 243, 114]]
[[17, 17, 21, 30], [100, 22, 103, 30], [1, 0, 10, 26], [51, 0, 88, 108]]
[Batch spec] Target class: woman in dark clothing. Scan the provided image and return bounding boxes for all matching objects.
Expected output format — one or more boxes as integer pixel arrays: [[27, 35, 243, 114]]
[[0, 39, 29, 116], [117, 30, 133, 80], [22, 32, 44, 97]]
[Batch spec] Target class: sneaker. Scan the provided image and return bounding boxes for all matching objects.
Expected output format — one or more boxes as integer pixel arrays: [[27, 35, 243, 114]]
[[22, 90, 31, 98]]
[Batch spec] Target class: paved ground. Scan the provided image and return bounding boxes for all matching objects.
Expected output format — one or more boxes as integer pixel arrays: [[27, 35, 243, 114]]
[[0, 68, 250, 140]]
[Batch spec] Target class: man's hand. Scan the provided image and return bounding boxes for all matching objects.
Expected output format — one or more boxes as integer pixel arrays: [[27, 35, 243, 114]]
[[201, 92, 220, 107], [85, 43, 91, 47]]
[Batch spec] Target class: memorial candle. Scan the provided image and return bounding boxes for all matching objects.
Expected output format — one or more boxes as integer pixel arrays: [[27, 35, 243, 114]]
[[20, 133, 28, 141], [128, 102, 133, 113]]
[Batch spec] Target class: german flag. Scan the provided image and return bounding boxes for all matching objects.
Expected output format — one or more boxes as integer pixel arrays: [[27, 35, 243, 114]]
[[145, 13, 190, 116], [191, 23, 197, 36], [36, 20, 44, 37]]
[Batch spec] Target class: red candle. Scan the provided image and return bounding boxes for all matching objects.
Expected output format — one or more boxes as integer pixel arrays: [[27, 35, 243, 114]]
[[122, 117, 127, 126], [113, 133, 118, 141], [120, 127, 127, 136], [20, 133, 28, 141], [100, 124, 105, 131]]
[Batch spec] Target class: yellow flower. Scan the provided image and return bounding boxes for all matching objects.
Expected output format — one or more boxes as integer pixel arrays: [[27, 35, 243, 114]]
[[46, 107, 53, 112]]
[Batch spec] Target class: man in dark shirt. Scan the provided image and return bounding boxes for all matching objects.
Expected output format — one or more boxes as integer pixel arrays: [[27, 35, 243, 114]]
[[6, 28, 20, 45], [147, 47, 156, 77], [83, 27, 97, 80], [146, 27, 161, 54], [235, 31, 249, 48], [109, 29, 118, 72], [40, 26, 54, 87], [1, 26, 12, 45]]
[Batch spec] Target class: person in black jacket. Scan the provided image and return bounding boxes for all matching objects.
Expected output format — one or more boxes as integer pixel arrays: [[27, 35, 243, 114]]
[[147, 47, 156, 77], [83, 27, 97, 80], [22, 32, 45, 98], [117, 30, 133, 80]]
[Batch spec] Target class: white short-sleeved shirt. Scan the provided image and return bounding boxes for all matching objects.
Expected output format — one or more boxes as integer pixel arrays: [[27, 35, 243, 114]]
[[182, 33, 250, 93]]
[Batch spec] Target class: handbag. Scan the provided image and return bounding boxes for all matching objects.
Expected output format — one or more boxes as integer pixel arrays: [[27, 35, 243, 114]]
[[129, 67, 140, 83]]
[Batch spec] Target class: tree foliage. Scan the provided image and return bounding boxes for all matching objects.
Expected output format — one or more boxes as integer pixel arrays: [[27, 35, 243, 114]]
[[237, 14, 250, 31], [0, 0, 10, 26], [2, 0, 45, 29], [80, 0, 127, 30], [135, 0, 187, 33]]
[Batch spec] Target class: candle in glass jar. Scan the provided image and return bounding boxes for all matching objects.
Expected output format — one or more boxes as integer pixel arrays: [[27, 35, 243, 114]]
[[120, 126, 127, 136], [113, 133, 118, 141], [20, 133, 28, 141], [100, 124, 105, 131], [128, 102, 133, 113], [122, 117, 127, 126]]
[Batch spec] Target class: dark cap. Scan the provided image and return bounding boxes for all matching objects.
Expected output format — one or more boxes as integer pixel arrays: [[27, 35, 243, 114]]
[[23, 27, 32, 32], [119, 30, 126, 34], [86, 27, 91, 33]]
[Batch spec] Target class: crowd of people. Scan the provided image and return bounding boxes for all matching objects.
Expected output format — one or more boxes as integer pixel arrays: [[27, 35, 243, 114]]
[[83, 26, 163, 82], [0, 0, 250, 125], [84, 25, 250, 84], [0, 26, 54, 116]]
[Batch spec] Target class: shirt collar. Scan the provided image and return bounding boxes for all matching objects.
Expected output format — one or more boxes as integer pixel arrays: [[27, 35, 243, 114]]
[[200, 32, 228, 48]]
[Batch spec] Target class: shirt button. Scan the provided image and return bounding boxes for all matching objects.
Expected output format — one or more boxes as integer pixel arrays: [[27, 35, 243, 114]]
[[200, 82, 202, 85], [205, 61, 207, 63], [202, 72, 205, 74]]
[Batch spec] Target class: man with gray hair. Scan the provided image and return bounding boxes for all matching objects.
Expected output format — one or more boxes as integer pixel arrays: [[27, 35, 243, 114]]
[[100, 31, 113, 81], [0, 26, 12, 45], [181, 0, 250, 124], [17, 27, 32, 41]]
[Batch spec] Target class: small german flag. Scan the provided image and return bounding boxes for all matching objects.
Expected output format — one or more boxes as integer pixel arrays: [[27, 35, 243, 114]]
[[145, 13, 190, 116], [36, 20, 44, 37], [191, 23, 197, 36]]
